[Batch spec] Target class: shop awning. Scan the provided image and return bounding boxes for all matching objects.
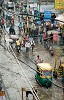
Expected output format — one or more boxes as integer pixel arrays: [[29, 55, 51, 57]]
[[55, 14, 64, 23]]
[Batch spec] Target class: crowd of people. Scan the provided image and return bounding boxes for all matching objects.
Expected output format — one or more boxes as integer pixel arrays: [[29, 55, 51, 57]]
[[0, 1, 64, 97], [38, 31, 64, 46], [15, 35, 35, 53]]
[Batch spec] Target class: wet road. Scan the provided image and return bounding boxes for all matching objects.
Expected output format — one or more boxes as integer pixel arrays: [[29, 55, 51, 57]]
[[15, 43, 64, 100], [0, 6, 64, 99], [0, 40, 64, 100]]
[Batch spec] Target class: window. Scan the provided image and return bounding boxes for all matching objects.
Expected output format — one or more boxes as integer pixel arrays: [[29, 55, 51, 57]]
[[43, 71, 52, 76]]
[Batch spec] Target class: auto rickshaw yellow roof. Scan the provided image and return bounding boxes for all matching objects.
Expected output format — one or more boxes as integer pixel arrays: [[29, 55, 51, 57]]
[[37, 63, 52, 70]]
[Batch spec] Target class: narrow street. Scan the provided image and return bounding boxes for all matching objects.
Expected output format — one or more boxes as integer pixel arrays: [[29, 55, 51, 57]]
[[0, 0, 64, 100], [0, 39, 64, 100]]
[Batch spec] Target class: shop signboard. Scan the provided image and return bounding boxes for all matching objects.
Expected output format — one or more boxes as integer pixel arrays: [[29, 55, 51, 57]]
[[44, 11, 52, 21], [55, 0, 64, 9]]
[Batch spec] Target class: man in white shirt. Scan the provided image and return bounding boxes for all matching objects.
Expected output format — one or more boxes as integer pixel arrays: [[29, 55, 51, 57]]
[[25, 41, 31, 52]]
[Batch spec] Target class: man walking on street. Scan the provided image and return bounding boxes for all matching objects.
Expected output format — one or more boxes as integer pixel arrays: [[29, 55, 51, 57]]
[[25, 41, 31, 52], [35, 55, 43, 64], [31, 40, 35, 52]]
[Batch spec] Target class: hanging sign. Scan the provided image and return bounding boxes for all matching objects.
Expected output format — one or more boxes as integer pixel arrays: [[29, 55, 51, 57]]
[[55, 0, 64, 9]]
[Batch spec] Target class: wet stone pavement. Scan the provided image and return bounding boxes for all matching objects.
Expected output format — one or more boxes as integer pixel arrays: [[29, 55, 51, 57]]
[[0, 39, 64, 100]]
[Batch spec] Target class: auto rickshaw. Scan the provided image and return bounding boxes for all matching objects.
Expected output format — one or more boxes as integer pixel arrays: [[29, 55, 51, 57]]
[[35, 63, 52, 88]]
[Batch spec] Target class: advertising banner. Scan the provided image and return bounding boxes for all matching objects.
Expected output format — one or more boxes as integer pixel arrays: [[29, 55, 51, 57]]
[[55, 0, 64, 9]]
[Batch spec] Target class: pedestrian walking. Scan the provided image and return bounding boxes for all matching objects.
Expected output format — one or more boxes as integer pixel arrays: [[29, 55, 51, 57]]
[[18, 21, 22, 35], [25, 35, 29, 41], [23, 23, 25, 33], [9, 26, 15, 35], [25, 41, 31, 52], [58, 33, 61, 46], [16, 38, 21, 47], [39, 33, 43, 44], [1, 17, 5, 30], [43, 33, 47, 47], [16, 38, 21, 52], [35, 55, 43, 64], [31, 40, 35, 52], [1, 17, 4, 25]]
